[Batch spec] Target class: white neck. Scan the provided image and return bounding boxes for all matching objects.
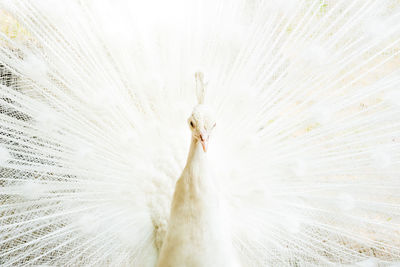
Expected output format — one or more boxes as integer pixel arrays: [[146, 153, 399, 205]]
[[186, 136, 206, 166], [158, 134, 235, 267], [182, 136, 208, 185]]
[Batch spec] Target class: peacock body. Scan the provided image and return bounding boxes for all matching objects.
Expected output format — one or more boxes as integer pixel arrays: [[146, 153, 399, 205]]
[[0, 0, 400, 266]]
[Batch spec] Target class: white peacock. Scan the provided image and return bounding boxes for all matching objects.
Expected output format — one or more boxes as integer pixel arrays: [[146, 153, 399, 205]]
[[0, 0, 400, 266]]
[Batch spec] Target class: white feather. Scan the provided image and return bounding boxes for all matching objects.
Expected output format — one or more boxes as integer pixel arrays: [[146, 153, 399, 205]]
[[0, 0, 399, 266]]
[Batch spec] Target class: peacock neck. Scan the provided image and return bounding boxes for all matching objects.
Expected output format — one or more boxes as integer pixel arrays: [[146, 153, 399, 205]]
[[181, 136, 209, 187], [186, 136, 207, 167]]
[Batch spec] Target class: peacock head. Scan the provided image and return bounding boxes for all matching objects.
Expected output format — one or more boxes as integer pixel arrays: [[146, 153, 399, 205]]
[[189, 71, 216, 152], [188, 105, 216, 152]]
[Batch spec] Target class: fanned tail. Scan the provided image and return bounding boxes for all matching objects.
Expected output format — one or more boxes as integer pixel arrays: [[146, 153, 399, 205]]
[[0, 0, 400, 266]]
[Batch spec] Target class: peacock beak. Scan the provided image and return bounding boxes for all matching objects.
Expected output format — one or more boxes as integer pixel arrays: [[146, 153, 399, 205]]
[[199, 133, 208, 152]]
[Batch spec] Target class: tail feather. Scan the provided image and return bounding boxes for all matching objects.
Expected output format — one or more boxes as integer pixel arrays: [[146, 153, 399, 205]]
[[0, 0, 400, 266]]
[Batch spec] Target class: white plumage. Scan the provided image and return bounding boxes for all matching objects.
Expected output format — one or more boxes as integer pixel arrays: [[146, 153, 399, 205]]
[[0, 0, 400, 266]]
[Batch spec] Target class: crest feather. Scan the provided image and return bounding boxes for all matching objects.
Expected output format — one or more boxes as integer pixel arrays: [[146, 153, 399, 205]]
[[195, 71, 206, 104]]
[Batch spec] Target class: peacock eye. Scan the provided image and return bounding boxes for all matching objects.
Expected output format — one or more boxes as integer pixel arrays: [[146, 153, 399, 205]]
[[190, 121, 195, 128]]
